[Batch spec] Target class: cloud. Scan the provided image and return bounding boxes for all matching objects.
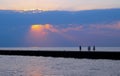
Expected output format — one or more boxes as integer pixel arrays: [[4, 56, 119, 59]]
[[30, 24, 59, 35], [44, 24, 59, 33], [61, 26, 83, 32], [0, 9, 120, 47], [90, 21, 120, 30], [0, 9, 120, 25], [45, 24, 83, 33], [27, 24, 83, 44], [30, 24, 83, 35]]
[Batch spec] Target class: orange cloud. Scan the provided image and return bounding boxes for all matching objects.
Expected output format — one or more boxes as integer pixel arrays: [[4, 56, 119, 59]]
[[31, 24, 48, 35], [30, 24, 83, 37], [30, 24, 83, 35], [27, 24, 59, 43], [30, 24, 60, 36], [26, 24, 83, 45], [44, 24, 59, 32]]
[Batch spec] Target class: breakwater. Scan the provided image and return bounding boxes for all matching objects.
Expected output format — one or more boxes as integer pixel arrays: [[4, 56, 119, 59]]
[[0, 50, 120, 60]]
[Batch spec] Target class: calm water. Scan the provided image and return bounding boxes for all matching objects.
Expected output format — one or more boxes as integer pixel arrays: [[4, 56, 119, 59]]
[[0, 55, 120, 76], [0, 47, 120, 76], [0, 47, 120, 51]]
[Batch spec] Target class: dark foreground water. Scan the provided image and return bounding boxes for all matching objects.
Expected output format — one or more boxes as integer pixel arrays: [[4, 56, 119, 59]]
[[0, 55, 120, 76]]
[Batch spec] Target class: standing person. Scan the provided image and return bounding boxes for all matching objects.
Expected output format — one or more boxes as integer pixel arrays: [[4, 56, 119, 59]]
[[93, 46, 95, 52], [88, 46, 91, 52], [79, 46, 82, 51]]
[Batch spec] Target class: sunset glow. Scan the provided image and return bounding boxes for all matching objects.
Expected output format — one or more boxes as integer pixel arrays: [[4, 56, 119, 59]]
[[0, 0, 120, 47], [31, 24, 48, 35], [26, 24, 53, 45], [0, 0, 120, 11], [31, 25, 43, 31]]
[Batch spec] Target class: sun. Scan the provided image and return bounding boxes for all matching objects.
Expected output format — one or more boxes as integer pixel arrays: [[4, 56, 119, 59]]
[[31, 25, 43, 31], [31, 24, 48, 35]]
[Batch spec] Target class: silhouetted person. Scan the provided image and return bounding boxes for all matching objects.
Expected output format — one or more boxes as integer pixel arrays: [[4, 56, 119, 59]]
[[93, 46, 95, 52], [79, 46, 82, 51], [88, 46, 91, 52]]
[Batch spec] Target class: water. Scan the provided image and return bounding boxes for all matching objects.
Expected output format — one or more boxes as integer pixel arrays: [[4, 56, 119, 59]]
[[0, 47, 120, 51], [0, 47, 120, 76], [0, 55, 120, 76]]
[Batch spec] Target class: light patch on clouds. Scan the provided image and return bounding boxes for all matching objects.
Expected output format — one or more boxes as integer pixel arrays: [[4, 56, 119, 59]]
[[30, 24, 83, 35], [90, 21, 120, 30], [62, 26, 83, 32], [28, 22, 120, 41], [26, 24, 83, 44]]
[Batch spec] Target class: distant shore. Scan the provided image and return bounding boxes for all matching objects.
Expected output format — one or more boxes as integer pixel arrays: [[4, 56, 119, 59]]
[[0, 50, 120, 60]]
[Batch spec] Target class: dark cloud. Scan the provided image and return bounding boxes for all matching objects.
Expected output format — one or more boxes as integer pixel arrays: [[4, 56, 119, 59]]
[[0, 9, 120, 47]]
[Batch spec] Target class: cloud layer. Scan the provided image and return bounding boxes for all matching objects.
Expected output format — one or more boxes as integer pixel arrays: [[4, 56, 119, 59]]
[[0, 9, 120, 47]]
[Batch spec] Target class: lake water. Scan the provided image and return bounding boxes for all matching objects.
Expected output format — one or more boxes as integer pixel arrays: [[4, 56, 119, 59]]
[[0, 47, 120, 51], [0, 47, 120, 76], [0, 55, 120, 76]]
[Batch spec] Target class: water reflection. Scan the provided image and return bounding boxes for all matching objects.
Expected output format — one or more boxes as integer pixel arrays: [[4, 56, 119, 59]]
[[0, 56, 55, 76], [26, 66, 43, 76], [0, 55, 120, 76]]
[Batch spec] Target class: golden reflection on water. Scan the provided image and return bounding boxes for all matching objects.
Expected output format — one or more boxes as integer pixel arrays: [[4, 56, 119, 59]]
[[24, 58, 48, 76], [26, 68, 43, 76]]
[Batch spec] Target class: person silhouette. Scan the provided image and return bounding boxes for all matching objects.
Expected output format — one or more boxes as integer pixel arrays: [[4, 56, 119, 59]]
[[79, 46, 82, 51], [93, 46, 95, 52], [88, 46, 91, 52]]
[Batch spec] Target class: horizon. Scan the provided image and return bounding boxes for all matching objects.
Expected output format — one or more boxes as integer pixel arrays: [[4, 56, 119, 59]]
[[0, 7, 120, 11], [0, 0, 120, 11]]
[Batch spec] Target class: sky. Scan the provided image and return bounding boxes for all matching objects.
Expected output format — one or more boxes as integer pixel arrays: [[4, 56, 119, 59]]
[[0, 0, 120, 11], [0, 1, 120, 47]]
